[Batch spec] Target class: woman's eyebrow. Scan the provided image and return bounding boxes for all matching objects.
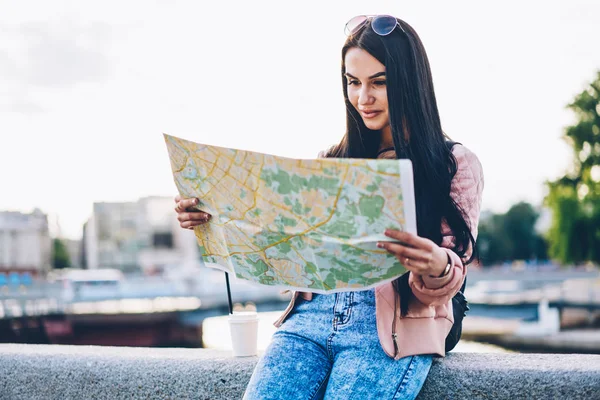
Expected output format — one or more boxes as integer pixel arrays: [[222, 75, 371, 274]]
[[368, 72, 386, 79], [344, 72, 386, 79]]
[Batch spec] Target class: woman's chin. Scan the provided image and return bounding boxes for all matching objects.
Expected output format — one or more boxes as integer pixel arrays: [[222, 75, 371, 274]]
[[363, 120, 386, 131]]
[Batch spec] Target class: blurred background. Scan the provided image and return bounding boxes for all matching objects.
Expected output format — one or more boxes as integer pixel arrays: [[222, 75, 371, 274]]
[[0, 0, 598, 354]]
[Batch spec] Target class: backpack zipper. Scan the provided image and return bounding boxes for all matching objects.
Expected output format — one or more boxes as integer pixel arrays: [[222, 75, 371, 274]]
[[392, 290, 399, 358]]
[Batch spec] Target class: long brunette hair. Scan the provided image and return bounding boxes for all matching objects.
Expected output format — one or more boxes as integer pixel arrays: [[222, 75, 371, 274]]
[[325, 18, 476, 312]]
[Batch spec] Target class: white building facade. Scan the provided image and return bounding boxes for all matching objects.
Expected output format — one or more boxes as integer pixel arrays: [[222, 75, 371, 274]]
[[84, 196, 201, 274], [0, 209, 52, 277]]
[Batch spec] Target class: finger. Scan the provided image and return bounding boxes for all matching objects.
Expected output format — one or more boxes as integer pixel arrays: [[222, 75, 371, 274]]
[[178, 197, 200, 211], [177, 212, 211, 223], [180, 219, 207, 229], [174, 194, 182, 203], [384, 230, 431, 250], [378, 242, 426, 261], [382, 230, 415, 246]]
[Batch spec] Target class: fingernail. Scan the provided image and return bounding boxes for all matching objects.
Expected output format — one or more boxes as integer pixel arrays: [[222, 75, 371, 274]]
[[193, 198, 199, 205], [377, 242, 383, 248], [188, 227, 194, 230], [384, 229, 390, 235]]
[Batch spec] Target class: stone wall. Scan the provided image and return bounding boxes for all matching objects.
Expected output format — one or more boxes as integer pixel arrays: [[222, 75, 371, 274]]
[[0, 344, 598, 399]]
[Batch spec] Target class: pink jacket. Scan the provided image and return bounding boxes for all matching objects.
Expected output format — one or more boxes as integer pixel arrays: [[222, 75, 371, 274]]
[[273, 144, 485, 359]]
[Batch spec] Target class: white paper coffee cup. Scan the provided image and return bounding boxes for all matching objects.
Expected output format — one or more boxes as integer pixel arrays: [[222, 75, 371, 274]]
[[228, 311, 259, 357]]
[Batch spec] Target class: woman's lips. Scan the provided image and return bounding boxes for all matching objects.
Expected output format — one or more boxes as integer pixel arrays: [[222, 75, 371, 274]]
[[361, 110, 382, 119]]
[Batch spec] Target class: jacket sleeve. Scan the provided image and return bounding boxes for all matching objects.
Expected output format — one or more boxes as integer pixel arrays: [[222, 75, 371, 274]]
[[408, 145, 484, 306]]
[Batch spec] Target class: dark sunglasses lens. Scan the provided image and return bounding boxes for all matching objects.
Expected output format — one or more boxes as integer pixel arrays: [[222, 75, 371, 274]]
[[345, 15, 368, 36], [371, 15, 397, 35]]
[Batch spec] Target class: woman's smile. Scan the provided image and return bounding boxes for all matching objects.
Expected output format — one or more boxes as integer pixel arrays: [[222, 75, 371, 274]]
[[359, 109, 383, 119]]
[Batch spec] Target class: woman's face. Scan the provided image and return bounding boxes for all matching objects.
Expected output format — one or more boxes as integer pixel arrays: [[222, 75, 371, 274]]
[[344, 47, 390, 135]]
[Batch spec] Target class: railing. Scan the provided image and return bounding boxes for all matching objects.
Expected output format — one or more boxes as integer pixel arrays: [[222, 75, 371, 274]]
[[0, 274, 287, 320], [1, 269, 598, 321]]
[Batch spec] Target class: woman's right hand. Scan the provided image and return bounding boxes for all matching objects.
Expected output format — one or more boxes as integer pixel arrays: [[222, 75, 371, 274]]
[[174, 195, 212, 229]]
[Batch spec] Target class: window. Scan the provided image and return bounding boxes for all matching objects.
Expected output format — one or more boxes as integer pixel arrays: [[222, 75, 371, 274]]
[[152, 232, 173, 249]]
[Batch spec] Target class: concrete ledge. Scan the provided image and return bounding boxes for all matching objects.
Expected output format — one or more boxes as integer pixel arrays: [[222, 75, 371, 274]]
[[0, 344, 599, 399]]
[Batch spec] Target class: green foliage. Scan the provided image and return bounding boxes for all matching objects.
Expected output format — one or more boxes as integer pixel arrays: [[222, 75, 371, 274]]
[[545, 71, 600, 265], [52, 238, 72, 270], [476, 202, 548, 266]]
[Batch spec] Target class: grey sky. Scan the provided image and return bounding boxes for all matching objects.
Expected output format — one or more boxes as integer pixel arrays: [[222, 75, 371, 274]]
[[0, 0, 598, 239]]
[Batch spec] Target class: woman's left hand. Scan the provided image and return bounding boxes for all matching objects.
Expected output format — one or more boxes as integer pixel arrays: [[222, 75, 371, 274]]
[[378, 229, 448, 277]]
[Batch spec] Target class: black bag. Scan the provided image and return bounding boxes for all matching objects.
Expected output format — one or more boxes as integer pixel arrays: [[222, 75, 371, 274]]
[[444, 276, 469, 352]]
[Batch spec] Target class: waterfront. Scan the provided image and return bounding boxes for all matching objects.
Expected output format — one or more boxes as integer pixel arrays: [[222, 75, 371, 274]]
[[202, 310, 511, 354]]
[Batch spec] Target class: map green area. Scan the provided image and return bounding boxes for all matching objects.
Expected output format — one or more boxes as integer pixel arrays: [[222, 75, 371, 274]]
[[164, 134, 416, 293]]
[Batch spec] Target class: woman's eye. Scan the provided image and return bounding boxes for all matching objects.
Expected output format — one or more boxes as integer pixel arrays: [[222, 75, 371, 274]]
[[347, 80, 359, 86], [373, 80, 386, 86]]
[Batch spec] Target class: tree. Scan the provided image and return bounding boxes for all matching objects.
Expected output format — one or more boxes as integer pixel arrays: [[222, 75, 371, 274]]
[[52, 238, 72, 269], [477, 212, 511, 265], [503, 202, 541, 260], [545, 71, 600, 265], [476, 202, 548, 266]]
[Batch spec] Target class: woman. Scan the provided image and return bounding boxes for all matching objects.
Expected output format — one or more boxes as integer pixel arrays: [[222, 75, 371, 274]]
[[174, 15, 484, 399]]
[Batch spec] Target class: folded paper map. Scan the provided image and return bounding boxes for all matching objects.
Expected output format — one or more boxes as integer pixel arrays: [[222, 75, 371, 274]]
[[164, 134, 416, 293]]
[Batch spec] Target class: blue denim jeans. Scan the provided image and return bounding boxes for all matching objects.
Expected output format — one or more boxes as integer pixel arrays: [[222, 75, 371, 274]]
[[244, 288, 433, 400]]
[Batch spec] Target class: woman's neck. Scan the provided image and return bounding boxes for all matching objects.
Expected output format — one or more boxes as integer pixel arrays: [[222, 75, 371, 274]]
[[379, 123, 411, 151], [379, 126, 394, 151]]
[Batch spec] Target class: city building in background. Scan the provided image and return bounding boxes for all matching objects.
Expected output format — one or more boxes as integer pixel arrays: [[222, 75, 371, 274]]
[[63, 238, 82, 270], [84, 196, 201, 275], [0, 209, 52, 280]]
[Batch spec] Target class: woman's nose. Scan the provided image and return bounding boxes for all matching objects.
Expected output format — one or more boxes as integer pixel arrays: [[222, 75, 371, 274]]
[[358, 87, 374, 105]]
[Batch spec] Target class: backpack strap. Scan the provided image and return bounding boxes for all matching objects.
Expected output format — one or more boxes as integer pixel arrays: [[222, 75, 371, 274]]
[[446, 140, 461, 151]]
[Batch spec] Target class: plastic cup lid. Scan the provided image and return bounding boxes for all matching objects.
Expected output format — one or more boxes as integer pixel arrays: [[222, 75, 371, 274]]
[[228, 311, 259, 321]]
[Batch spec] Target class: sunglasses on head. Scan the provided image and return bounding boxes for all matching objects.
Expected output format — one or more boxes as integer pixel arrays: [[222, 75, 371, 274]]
[[344, 15, 405, 37]]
